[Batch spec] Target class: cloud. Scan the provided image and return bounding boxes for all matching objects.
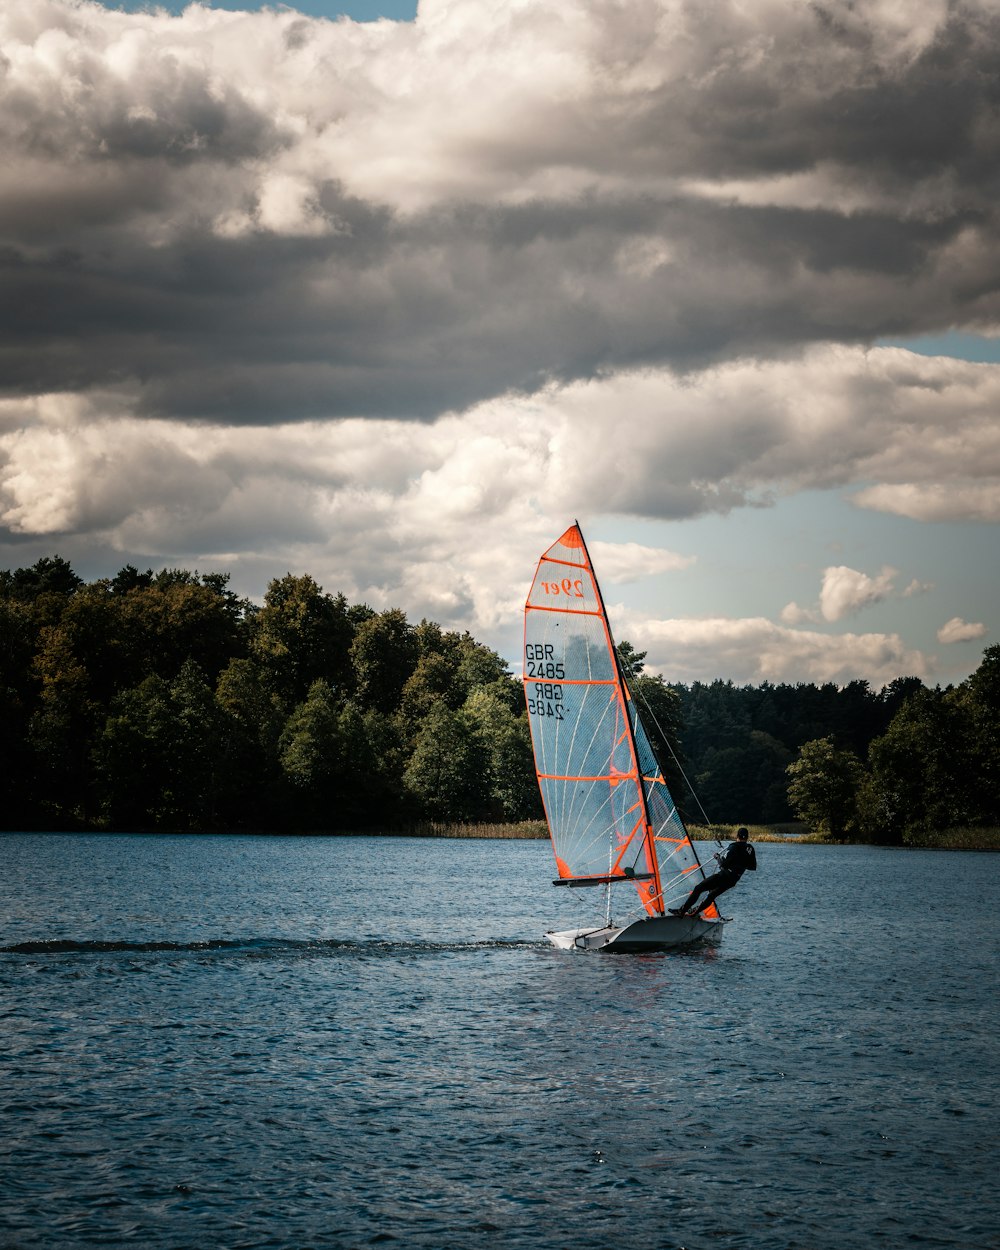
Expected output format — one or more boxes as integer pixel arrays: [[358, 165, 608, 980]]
[[902, 578, 934, 597], [589, 541, 695, 583], [780, 602, 819, 626], [612, 611, 933, 688], [2, 1, 1000, 422], [853, 482, 1000, 522], [820, 565, 899, 621], [0, 342, 996, 633], [1, 0, 997, 687], [937, 616, 988, 644], [12, 345, 998, 587], [0, 369, 977, 686], [783, 562, 935, 627]]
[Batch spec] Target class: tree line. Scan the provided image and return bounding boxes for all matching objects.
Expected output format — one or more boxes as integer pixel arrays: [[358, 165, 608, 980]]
[[1, 555, 996, 841], [662, 655, 999, 844], [0, 556, 538, 832]]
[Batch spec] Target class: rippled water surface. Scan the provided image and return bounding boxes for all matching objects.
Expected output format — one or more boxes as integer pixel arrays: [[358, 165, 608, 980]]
[[1, 834, 997, 1250]]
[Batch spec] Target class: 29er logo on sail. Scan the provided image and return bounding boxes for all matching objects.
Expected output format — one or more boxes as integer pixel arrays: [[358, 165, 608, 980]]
[[539, 578, 584, 597]]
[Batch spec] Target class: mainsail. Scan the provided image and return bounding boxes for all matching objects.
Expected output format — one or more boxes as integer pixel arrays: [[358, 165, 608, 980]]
[[523, 523, 718, 921]]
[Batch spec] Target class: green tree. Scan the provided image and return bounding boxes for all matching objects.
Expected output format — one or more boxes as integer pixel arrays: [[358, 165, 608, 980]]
[[214, 657, 286, 829], [278, 679, 344, 826], [0, 555, 82, 600], [616, 640, 647, 677], [452, 632, 511, 696], [403, 702, 490, 820], [699, 730, 794, 824], [860, 687, 978, 844], [110, 565, 154, 594], [399, 625, 512, 726], [251, 575, 354, 705], [350, 608, 419, 715], [29, 621, 101, 827], [397, 651, 462, 730], [94, 661, 228, 830], [162, 660, 230, 829], [279, 681, 405, 828], [117, 576, 246, 689], [0, 597, 43, 824], [963, 645, 1000, 824], [216, 657, 284, 747], [0, 594, 39, 703], [334, 701, 404, 827], [34, 574, 246, 711], [96, 675, 172, 830], [463, 684, 539, 820], [786, 736, 864, 838]]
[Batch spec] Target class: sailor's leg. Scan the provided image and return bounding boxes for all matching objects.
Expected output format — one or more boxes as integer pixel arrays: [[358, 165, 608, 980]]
[[694, 876, 735, 914], [676, 879, 709, 914], [672, 871, 721, 915]]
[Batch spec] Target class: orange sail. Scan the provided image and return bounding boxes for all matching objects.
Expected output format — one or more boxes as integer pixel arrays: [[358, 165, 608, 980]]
[[523, 523, 718, 920]]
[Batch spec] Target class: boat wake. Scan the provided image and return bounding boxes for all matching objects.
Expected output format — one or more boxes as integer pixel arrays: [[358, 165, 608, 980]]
[[1, 936, 545, 958]]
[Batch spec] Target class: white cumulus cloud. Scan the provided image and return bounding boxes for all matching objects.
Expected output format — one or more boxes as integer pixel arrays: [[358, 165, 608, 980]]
[[781, 560, 937, 628], [820, 565, 900, 622], [780, 602, 819, 626], [937, 617, 988, 644], [612, 611, 933, 688], [589, 541, 695, 584]]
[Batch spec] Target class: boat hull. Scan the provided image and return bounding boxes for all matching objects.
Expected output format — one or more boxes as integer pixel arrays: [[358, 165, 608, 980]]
[[546, 914, 724, 952]]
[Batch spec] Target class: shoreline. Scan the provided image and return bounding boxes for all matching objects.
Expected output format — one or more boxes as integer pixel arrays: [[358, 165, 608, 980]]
[[4, 821, 997, 850]]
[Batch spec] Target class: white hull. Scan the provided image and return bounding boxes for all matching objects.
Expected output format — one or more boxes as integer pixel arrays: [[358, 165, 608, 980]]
[[546, 914, 724, 952]]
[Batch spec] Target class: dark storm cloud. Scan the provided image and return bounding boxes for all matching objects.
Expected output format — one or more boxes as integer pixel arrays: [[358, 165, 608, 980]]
[[1, 191, 991, 421], [1, 0, 999, 423], [629, 2, 1000, 190]]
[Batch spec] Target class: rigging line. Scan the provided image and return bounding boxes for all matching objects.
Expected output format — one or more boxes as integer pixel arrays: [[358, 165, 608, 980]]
[[566, 884, 609, 926], [643, 873, 695, 908], [659, 858, 711, 891], [635, 858, 715, 902], [601, 871, 693, 924], [642, 847, 711, 898], [616, 647, 723, 848], [555, 881, 619, 934]]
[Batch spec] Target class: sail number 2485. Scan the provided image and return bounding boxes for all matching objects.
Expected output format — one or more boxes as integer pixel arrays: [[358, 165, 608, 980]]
[[524, 643, 564, 681], [526, 682, 564, 720]]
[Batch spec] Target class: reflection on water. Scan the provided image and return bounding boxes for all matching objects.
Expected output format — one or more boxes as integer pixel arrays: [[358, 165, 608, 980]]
[[1, 834, 997, 1249]]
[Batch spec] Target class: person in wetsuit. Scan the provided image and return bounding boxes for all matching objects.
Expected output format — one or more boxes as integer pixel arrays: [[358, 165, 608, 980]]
[[669, 826, 756, 917]]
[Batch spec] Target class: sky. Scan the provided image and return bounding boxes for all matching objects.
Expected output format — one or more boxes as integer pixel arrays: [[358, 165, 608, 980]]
[[2, 0, 999, 689]]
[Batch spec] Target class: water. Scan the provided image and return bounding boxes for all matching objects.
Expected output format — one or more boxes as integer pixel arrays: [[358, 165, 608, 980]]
[[1, 834, 997, 1250]]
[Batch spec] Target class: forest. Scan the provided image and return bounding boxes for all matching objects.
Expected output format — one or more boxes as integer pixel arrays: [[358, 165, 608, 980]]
[[1, 555, 997, 845]]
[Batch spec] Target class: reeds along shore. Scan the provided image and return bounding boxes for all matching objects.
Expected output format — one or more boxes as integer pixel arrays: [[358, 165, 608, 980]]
[[413, 820, 548, 839], [410, 820, 1000, 849], [412, 821, 801, 841]]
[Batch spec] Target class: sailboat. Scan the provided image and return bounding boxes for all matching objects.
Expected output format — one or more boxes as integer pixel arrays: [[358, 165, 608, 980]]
[[524, 522, 725, 952]]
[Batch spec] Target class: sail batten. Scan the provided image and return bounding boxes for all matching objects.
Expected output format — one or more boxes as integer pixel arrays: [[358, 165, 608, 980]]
[[524, 522, 716, 923]]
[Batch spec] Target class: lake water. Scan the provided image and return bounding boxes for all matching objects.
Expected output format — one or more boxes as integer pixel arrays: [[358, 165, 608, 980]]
[[1, 834, 997, 1250]]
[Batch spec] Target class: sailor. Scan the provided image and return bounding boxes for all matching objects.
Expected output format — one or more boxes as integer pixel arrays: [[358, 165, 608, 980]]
[[669, 826, 756, 916]]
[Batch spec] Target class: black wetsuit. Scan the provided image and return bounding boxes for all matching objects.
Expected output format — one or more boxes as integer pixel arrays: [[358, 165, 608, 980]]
[[677, 839, 757, 915]]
